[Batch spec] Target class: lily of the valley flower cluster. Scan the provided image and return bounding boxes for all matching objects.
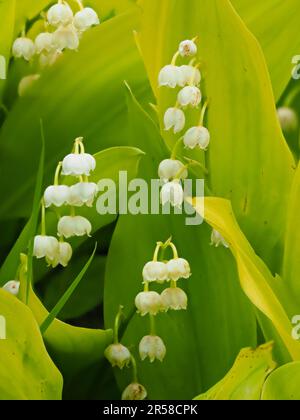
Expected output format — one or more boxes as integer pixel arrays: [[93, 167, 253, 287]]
[[104, 239, 191, 400], [12, 0, 99, 69], [33, 137, 97, 268], [158, 38, 210, 209]]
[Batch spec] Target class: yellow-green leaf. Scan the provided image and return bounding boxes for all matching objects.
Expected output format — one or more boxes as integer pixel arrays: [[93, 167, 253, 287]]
[[261, 362, 300, 400]]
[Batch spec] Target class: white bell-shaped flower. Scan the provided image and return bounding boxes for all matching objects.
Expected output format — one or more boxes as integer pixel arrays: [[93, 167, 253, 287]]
[[178, 86, 201, 108], [161, 180, 184, 208], [49, 241, 73, 268], [2, 280, 20, 296], [35, 32, 54, 54], [39, 50, 62, 67], [62, 153, 96, 176], [58, 215, 92, 238], [44, 185, 70, 208], [18, 74, 40, 97], [161, 287, 188, 311], [179, 39, 197, 57], [158, 65, 180, 88], [104, 343, 131, 369], [184, 126, 210, 150], [47, 3, 74, 27], [74, 7, 100, 31], [178, 65, 201, 87], [135, 291, 162, 316], [277, 107, 298, 133], [33, 235, 59, 260], [12, 37, 36, 61], [52, 24, 80, 51], [142, 261, 168, 283], [139, 335, 166, 363], [167, 258, 191, 281], [211, 229, 229, 248], [68, 182, 98, 207], [164, 108, 185, 133], [158, 159, 188, 183], [122, 383, 147, 401]]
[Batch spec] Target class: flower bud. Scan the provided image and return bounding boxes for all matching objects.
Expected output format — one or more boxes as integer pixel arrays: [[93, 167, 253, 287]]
[[12, 37, 36, 61], [33, 235, 59, 261], [183, 126, 210, 150], [135, 291, 162, 316], [167, 258, 191, 281], [142, 261, 168, 283], [58, 215, 92, 238], [18, 74, 40, 97], [178, 86, 201, 108], [179, 39, 197, 57], [139, 335, 166, 363], [211, 229, 229, 248], [74, 7, 100, 31], [52, 25, 80, 51], [47, 3, 74, 27], [62, 153, 96, 176], [161, 287, 187, 311], [49, 241, 73, 268], [158, 65, 180, 88], [164, 108, 185, 133], [68, 182, 98, 207], [35, 32, 54, 54], [104, 343, 131, 369], [178, 65, 201, 87], [277, 107, 298, 133], [2, 281, 20, 296], [158, 159, 188, 183], [44, 185, 70, 208], [160, 180, 184, 208], [122, 383, 147, 401]]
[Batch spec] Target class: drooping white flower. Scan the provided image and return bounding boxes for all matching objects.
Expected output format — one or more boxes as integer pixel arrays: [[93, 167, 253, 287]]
[[18, 74, 40, 97], [12, 37, 36, 61], [178, 86, 201, 108], [183, 126, 210, 150], [62, 153, 96, 176], [33, 235, 59, 261], [178, 65, 201, 87], [161, 287, 188, 311], [211, 229, 229, 248], [35, 32, 54, 54], [58, 215, 92, 238], [164, 108, 185, 133], [135, 291, 162, 316], [142, 261, 168, 283], [139, 335, 166, 363], [277, 107, 298, 133], [47, 3, 74, 27], [39, 50, 62, 67], [52, 24, 80, 51], [158, 65, 180, 88], [44, 185, 70, 208], [158, 159, 188, 183], [167, 258, 191, 281], [179, 39, 197, 57], [49, 241, 73, 268], [68, 182, 98, 207], [2, 281, 20, 296], [122, 383, 147, 401], [104, 343, 131, 369], [74, 7, 100, 31], [160, 180, 184, 208]]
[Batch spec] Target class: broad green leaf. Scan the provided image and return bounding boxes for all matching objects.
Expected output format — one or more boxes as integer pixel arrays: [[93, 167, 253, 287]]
[[190, 197, 300, 361], [0, 0, 15, 98], [194, 343, 276, 400], [0, 289, 63, 400], [261, 362, 300, 400], [137, 0, 294, 271], [232, 0, 300, 101], [104, 86, 256, 399], [40, 244, 97, 334], [0, 9, 151, 219]]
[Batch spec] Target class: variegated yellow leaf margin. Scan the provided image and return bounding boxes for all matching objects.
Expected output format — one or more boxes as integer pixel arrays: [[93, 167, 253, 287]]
[[188, 197, 300, 361]]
